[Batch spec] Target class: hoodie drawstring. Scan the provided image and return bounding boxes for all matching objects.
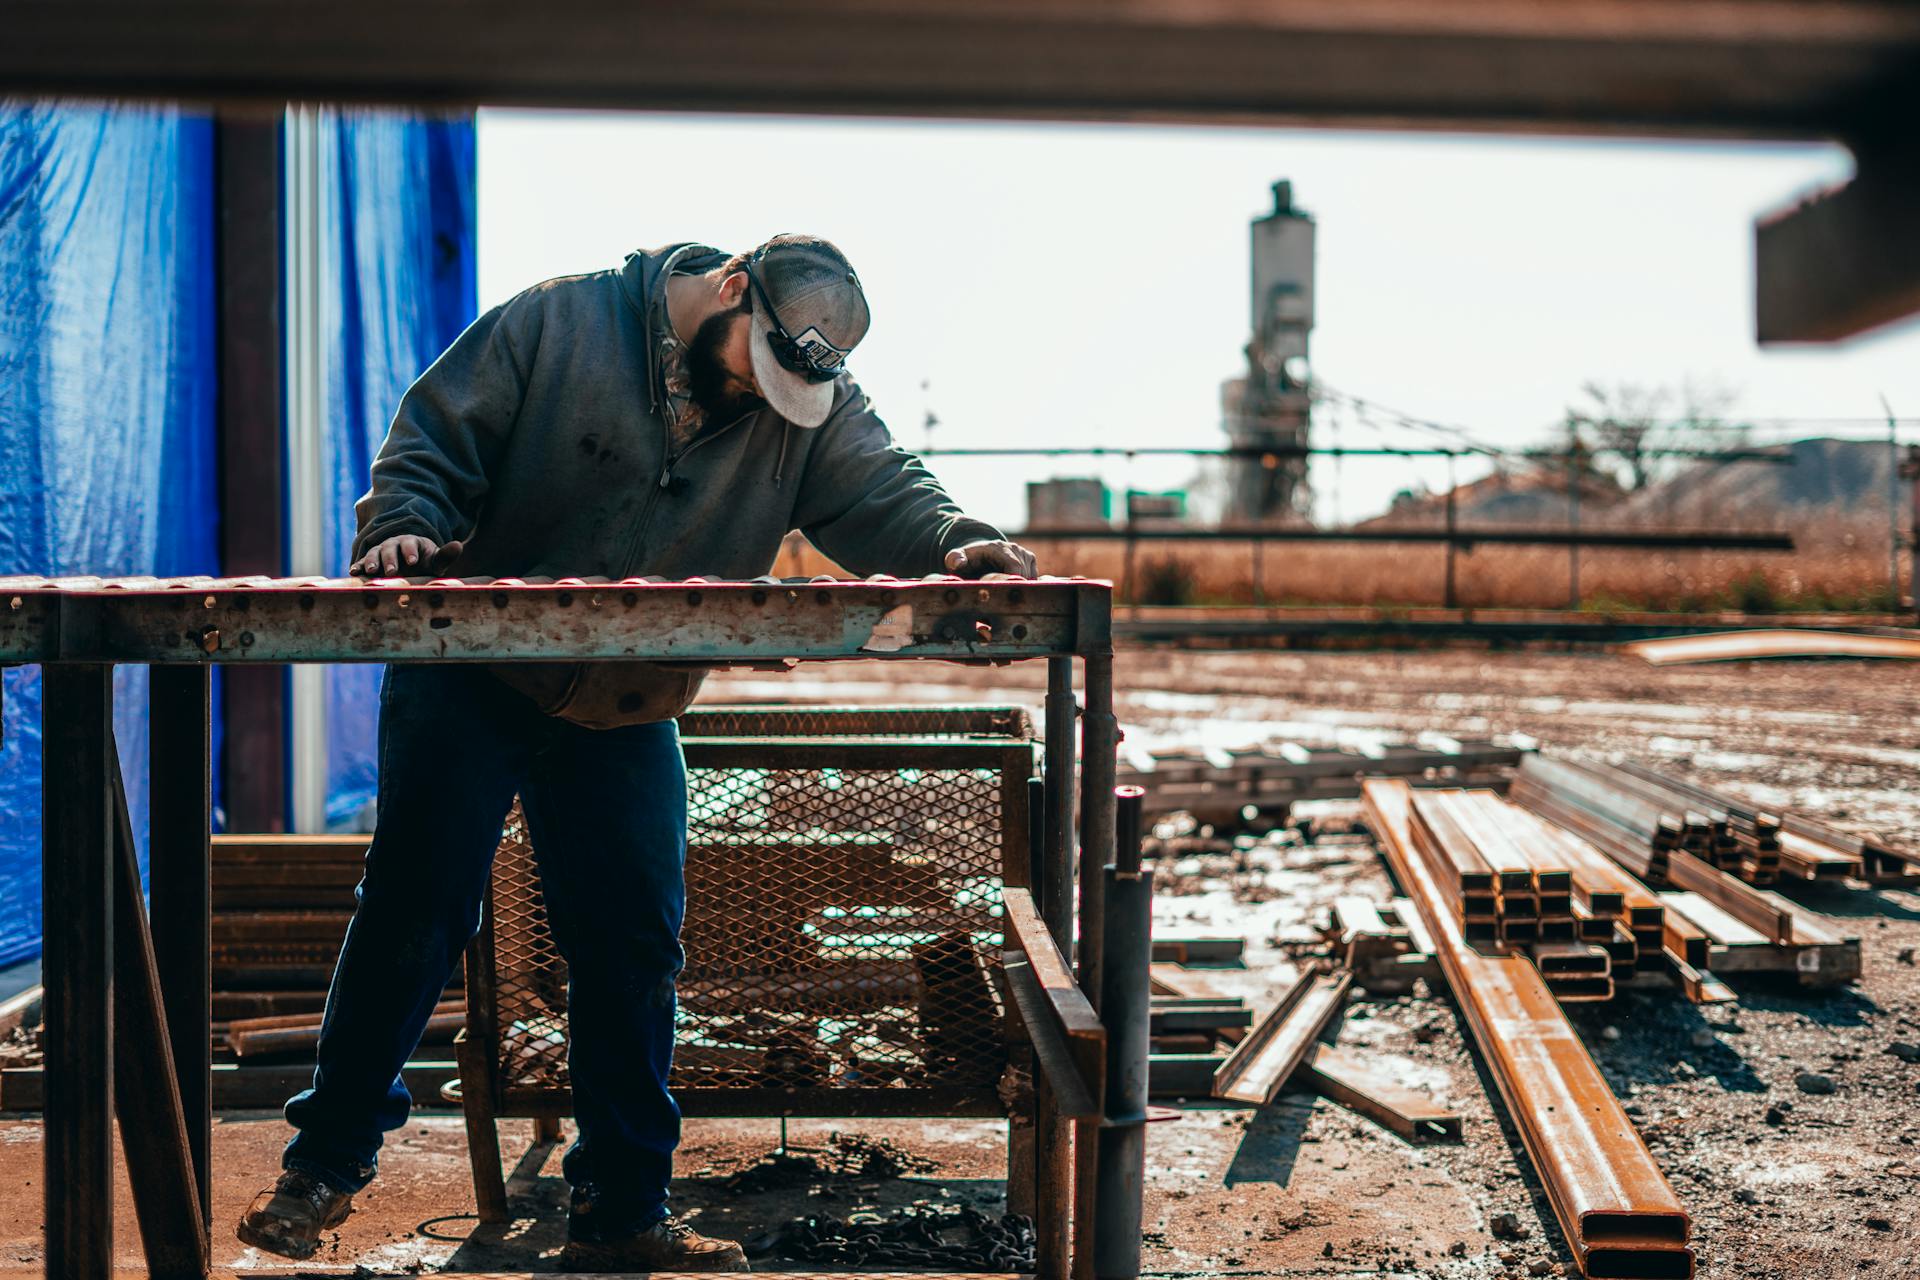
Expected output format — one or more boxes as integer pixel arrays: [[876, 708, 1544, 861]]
[[774, 421, 793, 485]]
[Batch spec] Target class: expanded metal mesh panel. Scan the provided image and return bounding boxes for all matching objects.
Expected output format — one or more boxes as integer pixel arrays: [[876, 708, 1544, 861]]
[[486, 740, 1030, 1099]]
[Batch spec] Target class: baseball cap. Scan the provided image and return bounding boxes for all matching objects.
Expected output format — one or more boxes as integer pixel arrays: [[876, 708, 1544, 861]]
[[741, 234, 871, 428]]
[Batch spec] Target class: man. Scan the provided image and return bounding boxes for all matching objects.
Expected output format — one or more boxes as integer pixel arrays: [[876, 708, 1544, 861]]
[[236, 236, 1035, 1270]]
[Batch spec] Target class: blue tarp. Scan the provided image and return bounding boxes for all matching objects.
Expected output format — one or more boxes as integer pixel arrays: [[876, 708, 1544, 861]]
[[0, 103, 220, 967], [0, 106, 475, 967], [318, 113, 477, 829]]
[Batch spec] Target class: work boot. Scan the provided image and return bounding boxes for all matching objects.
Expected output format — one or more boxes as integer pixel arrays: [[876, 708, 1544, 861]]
[[235, 1168, 355, 1259], [562, 1184, 747, 1271]]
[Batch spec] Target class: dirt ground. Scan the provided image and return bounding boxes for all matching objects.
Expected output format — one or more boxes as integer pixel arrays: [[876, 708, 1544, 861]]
[[0, 648, 1915, 1277]]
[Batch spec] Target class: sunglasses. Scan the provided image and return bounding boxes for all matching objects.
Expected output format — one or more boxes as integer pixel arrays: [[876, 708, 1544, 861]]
[[742, 261, 849, 384]]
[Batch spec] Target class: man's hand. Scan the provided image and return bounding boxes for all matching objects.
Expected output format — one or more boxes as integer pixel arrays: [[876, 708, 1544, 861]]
[[350, 535, 462, 577], [944, 539, 1037, 578]]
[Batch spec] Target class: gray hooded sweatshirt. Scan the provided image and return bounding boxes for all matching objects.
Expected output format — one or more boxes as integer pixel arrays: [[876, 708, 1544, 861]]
[[352, 244, 1004, 727]]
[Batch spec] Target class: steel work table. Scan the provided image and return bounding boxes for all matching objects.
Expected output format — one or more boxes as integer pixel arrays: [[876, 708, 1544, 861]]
[[0, 572, 1137, 1279]]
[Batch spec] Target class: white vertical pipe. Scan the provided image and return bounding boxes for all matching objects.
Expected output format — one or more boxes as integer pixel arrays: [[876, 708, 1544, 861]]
[[285, 106, 330, 834]]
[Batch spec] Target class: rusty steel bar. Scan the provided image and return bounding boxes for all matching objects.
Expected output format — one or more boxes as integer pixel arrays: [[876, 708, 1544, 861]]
[[1624, 628, 1920, 666], [1212, 967, 1351, 1106], [1300, 1043, 1461, 1144], [0, 575, 1103, 663], [1002, 888, 1105, 1118], [1033, 1066, 1072, 1280], [1615, 760, 1905, 882], [1365, 779, 1694, 1280]]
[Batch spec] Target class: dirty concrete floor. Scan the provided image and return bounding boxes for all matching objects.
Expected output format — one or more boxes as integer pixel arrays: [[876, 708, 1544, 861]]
[[0, 649, 1915, 1277]]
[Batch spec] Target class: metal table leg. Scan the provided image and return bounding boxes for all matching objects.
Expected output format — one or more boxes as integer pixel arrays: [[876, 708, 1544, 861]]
[[1071, 650, 1118, 1279], [1035, 660, 1079, 1278], [1094, 787, 1152, 1280], [1043, 657, 1077, 946], [149, 664, 213, 1238], [41, 664, 115, 1280]]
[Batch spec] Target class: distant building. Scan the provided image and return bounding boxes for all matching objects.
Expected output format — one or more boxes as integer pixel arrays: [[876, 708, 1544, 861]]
[[1222, 180, 1314, 523], [1027, 477, 1111, 529], [1125, 490, 1187, 523]]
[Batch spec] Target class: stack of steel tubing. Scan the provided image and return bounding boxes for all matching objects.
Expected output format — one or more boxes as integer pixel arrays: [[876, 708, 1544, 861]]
[[1447, 790, 1577, 939], [1575, 762, 1782, 885], [1611, 761, 1899, 883], [1507, 809, 1669, 974], [1417, 789, 1611, 1001], [1513, 762, 1862, 988], [1511, 756, 1700, 885], [1406, 791, 1501, 943], [1363, 779, 1695, 1280], [1534, 757, 1794, 886]]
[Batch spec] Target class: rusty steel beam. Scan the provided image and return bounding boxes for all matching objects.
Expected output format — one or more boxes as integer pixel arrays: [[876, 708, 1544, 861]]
[[0, 575, 1105, 663], [1364, 778, 1694, 1280], [6, 0, 1920, 141], [1212, 968, 1351, 1106], [1756, 132, 1920, 343], [1298, 1043, 1462, 1144], [1002, 887, 1105, 1120], [1624, 627, 1920, 665]]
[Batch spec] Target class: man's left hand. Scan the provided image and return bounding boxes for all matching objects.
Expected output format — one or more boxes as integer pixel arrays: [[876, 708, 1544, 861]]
[[945, 539, 1037, 578]]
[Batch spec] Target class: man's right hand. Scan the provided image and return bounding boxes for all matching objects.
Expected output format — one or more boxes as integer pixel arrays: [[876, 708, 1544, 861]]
[[350, 535, 461, 577]]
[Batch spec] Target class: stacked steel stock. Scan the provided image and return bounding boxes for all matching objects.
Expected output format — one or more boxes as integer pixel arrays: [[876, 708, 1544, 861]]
[[1509, 756, 1861, 988]]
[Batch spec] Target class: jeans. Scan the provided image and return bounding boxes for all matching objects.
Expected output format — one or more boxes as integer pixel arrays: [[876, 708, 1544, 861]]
[[283, 664, 688, 1222]]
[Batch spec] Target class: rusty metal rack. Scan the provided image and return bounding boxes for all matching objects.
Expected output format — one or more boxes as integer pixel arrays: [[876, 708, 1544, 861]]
[[456, 712, 1036, 1207], [0, 573, 1135, 1280]]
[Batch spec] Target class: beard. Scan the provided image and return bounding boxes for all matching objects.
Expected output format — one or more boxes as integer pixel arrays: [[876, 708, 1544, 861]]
[[686, 305, 765, 422]]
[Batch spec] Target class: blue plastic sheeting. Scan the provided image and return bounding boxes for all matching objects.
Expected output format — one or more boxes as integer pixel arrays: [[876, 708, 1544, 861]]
[[319, 113, 477, 829], [0, 104, 220, 967]]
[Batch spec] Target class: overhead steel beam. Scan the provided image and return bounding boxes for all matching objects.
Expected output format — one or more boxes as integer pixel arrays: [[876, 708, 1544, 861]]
[[1, 2, 1918, 140], [1757, 132, 1920, 342]]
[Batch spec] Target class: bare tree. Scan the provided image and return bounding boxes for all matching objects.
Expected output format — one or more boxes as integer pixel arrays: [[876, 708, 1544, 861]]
[[1561, 379, 1745, 491]]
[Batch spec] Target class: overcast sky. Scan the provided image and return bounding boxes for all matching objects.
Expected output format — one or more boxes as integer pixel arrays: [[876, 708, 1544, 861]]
[[478, 111, 1919, 528]]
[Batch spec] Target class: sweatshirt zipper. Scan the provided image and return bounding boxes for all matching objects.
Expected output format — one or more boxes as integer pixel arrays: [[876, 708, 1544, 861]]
[[617, 409, 758, 579]]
